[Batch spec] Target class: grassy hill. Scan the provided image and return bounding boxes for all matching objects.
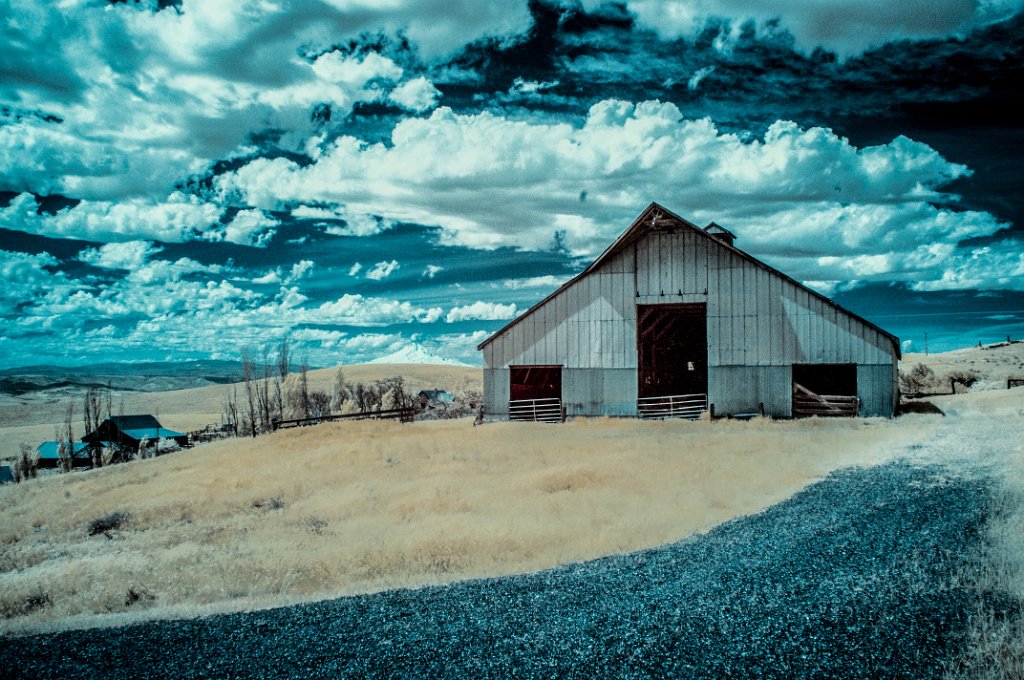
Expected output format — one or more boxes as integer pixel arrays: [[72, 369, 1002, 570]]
[[1, 413, 933, 634]]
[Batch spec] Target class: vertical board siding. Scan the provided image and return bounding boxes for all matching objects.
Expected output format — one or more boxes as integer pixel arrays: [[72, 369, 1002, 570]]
[[481, 220, 897, 418], [857, 364, 895, 417]]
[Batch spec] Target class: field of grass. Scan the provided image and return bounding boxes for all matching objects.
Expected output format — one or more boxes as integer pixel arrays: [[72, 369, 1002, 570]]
[[0, 413, 931, 634]]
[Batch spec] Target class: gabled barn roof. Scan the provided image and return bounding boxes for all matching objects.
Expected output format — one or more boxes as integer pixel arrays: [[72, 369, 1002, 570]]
[[84, 415, 186, 442], [109, 415, 162, 431], [478, 202, 900, 358]]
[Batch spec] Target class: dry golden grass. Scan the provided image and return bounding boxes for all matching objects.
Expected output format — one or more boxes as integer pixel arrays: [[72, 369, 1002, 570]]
[[903, 341, 1024, 391], [0, 414, 930, 634]]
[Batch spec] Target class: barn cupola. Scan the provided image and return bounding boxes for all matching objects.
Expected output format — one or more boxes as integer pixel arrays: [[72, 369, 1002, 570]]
[[704, 222, 736, 248]]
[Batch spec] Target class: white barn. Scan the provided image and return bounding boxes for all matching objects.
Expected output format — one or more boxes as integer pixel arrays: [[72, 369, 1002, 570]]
[[478, 203, 900, 420]]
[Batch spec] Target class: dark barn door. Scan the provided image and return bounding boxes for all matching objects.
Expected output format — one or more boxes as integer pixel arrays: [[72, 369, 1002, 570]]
[[509, 365, 563, 422], [510, 365, 562, 401], [637, 304, 708, 398], [792, 363, 859, 417]]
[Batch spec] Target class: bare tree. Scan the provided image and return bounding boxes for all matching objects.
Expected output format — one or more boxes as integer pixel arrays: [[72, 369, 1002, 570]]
[[222, 384, 240, 436], [330, 365, 348, 413], [253, 345, 273, 434], [309, 390, 332, 419], [83, 386, 108, 466], [13, 443, 38, 482], [106, 381, 113, 423], [241, 347, 258, 438], [274, 339, 290, 424], [298, 360, 311, 420], [376, 376, 412, 410], [83, 387, 101, 437], [56, 401, 75, 473]]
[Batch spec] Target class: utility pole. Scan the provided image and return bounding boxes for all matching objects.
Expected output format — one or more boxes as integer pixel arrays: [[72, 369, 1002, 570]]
[[924, 332, 929, 356]]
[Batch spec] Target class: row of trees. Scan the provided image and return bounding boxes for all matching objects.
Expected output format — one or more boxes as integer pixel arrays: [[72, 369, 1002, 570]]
[[222, 341, 418, 438]]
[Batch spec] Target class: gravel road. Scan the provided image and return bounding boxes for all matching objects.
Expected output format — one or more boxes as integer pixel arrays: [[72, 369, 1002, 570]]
[[3, 407, 1016, 679]]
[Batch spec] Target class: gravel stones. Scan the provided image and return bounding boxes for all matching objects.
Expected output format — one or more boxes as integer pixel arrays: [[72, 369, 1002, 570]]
[[1, 461, 994, 679]]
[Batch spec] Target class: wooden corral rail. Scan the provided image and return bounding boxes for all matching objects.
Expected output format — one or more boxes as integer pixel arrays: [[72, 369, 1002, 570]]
[[792, 383, 860, 418], [508, 398, 565, 423], [637, 394, 708, 420], [272, 407, 415, 431]]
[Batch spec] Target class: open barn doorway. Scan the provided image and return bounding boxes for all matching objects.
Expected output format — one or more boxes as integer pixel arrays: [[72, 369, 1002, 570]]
[[637, 304, 708, 417], [509, 365, 563, 422], [792, 363, 859, 417]]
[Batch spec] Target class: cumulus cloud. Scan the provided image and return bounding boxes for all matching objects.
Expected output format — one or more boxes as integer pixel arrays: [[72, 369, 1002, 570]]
[[1, 1, 533, 203], [217, 98, 1007, 288], [366, 260, 400, 281], [314, 294, 441, 325], [446, 301, 518, 322], [423, 264, 444, 278], [0, 193, 278, 246], [579, 0, 1024, 56], [78, 241, 161, 271], [0, 250, 70, 315], [389, 77, 442, 112]]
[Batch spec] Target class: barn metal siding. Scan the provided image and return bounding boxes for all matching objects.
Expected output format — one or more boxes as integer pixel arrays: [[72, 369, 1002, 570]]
[[481, 207, 898, 419], [857, 364, 897, 417], [708, 366, 792, 418], [483, 368, 510, 417]]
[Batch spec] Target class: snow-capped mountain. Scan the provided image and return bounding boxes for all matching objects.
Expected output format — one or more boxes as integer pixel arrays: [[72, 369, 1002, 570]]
[[368, 343, 473, 367]]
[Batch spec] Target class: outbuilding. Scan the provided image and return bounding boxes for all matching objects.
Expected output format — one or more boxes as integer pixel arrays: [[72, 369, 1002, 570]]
[[478, 203, 900, 420], [81, 415, 188, 450]]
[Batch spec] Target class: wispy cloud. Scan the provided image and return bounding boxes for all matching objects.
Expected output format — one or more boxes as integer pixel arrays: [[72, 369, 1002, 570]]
[[366, 260, 400, 281]]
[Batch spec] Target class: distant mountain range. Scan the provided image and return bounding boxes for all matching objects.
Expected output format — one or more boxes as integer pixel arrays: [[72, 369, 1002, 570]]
[[0, 360, 250, 396], [0, 352, 473, 396]]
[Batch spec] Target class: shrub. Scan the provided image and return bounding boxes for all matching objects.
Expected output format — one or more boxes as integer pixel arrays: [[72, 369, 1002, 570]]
[[13, 443, 38, 483], [87, 511, 130, 536], [948, 370, 980, 389], [252, 497, 285, 511], [899, 363, 936, 394]]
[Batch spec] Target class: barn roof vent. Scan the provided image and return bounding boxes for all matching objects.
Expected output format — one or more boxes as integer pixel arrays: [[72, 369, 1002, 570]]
[[704, 222, 736, 248]]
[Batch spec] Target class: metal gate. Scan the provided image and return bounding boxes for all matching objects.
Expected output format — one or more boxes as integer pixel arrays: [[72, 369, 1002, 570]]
[[637, 393, 708, 420], [509, 397, 564, 423]]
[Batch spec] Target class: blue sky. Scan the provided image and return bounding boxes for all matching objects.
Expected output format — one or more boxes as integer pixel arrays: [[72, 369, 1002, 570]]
[[1, 0, 1022, 367]]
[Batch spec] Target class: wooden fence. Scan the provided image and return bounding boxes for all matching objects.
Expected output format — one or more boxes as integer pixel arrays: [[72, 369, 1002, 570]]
[[792, 383, 860, 418], [272, 407, 415, 431]]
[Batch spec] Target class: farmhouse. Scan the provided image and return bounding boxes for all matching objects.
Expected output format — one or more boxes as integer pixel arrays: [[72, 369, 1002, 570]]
[[81, 415, 188, 451], [478, 203, 900, 420]]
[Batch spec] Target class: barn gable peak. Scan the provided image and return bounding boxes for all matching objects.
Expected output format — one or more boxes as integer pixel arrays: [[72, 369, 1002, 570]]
[[477, 202, 899, 359]]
